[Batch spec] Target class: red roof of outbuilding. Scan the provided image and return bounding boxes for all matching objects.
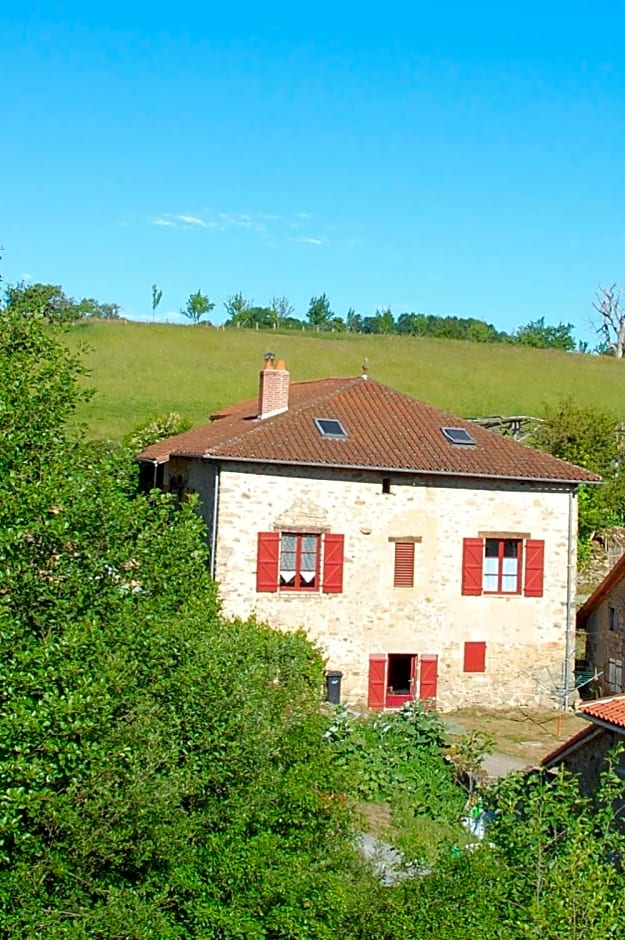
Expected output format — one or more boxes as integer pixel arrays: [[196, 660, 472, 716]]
[[578, 695, 625, 731], [137, 375, 600, 485]]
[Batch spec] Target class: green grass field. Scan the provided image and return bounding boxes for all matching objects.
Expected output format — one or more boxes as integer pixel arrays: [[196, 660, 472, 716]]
[[65, 320, 625, 440]]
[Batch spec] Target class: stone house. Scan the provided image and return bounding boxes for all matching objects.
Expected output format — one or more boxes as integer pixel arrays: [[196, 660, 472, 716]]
[[137, 356, 598, 711], [577, 554, 625, 696], [542, 696, 625, 795]]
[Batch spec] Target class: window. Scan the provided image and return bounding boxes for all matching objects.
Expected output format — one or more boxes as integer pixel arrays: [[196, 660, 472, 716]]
[[256, 531, 344, 593], [382, 477, 391, 495], [441, 427, 476, 446], [483, 539, 521, 594], [314, 417, 348, 439], [393, 542, 415, 587], [462, 537, 544, 597], [609, 606, 618, 632], [279, 533, 319, 589], [464, 641, 486, 672], [607, 658, 623, 692]]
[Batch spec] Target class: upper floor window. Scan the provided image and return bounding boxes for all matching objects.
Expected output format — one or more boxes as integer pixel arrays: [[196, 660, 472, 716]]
[[393, 541, 415, 587], [256, 531, 344, 594], [279, 533, 320, 589], [462, 536, 544, 597], [483, 538, 521, 594]]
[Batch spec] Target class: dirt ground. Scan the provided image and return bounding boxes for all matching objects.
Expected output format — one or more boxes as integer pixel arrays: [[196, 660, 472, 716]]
[[443, 705, 587, 763]]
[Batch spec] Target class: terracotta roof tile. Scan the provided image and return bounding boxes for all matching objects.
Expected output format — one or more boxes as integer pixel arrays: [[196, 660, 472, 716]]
[[541, 724, 602, 767], [578, 695, 625, 730], [137, 375, 600, 485]]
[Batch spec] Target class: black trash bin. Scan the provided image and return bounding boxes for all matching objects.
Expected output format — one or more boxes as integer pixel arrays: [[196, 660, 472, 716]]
[[325, 670, 343, 704]]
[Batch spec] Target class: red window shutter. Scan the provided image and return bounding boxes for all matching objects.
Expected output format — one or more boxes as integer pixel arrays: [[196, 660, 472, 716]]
[[524, 539, 545, 597], [462, 538, 484, 595], [394, 542, 415, 587], [368, 655, 387, 710], [322, 534, 344, 593], [256, 532, 280, 592], [463, 641, 486, 673], [419, 654, 438, 703]]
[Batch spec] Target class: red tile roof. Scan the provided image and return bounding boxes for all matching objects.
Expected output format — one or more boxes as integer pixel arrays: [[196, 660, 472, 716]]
[[137, 376, 600, 485], [578, 695, 625, 730], [541, 724, 604, 767]]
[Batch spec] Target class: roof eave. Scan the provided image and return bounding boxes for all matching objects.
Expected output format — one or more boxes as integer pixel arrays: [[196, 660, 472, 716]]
[[170, 452, 594, 487]]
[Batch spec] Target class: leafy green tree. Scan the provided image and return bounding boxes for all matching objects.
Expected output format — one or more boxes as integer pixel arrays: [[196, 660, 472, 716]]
[[346, 307, 362, 332], [375, 306, 395, 334], [80, 297, 122, 318], [529, 399, 625, 541], [223, 291, 252, 326], [270, 294, 294, 329], [180, 289, 215, 324], [514, 316, 576, 351], [5, 281, 80, 322], [0, 304, 360, 937], [307, 293, 333, 330], [5, 281, 120, 322], [151, 283, 163, 321]]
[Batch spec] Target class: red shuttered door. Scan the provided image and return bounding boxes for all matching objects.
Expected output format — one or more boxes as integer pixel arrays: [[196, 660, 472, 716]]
[[368, 655, 387, 710], [419, 654, 438, 704], [462, 538, 484, 595], [322, 534, 344, 593], [524, 539, 545, 597], [256, 532, 280, 592]]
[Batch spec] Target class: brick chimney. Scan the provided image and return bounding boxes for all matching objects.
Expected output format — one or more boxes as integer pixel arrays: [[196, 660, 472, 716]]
[[258, 354, 289, 419]]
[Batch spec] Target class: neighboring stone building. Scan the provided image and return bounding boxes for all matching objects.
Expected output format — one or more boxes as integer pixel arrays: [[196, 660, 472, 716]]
[[542, 696, 625, 795], [137, 356, 598, 711], [577, 554, 625, 696]]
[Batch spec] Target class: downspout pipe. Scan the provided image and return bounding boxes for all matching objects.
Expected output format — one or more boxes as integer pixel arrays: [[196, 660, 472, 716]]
[[563, 488, 576, 710], [210, 466, 220, 579]]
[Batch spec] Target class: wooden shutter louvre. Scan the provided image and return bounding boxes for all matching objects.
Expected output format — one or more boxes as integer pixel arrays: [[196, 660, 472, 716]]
[[322, 533, 344, 593], [463, 641, 486, 673], [256, 532, 280, 592], [368, 654, 387, 710], [462, 538, 484, 595], [394, 542, 415, 587], [524, 539, 545, 597]]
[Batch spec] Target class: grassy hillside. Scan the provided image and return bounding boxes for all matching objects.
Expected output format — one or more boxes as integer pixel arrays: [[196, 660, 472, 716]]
[[65, 321, 625, 440]]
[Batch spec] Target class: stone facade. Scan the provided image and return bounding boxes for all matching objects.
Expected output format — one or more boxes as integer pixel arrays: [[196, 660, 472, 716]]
[[167, 457, 577, 711], [582, 578, 625, 695]]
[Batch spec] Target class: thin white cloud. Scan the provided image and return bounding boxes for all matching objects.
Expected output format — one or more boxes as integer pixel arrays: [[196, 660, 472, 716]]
[[147, 209, 338, 247], [293, 235, 326, 246], [345, 238, 361, 249], [20, 272, 32, 281], [177, 214, 208, 227]]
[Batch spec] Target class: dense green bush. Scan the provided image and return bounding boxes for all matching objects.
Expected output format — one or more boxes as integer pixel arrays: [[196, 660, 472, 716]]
[[0, 306, 361, 937]]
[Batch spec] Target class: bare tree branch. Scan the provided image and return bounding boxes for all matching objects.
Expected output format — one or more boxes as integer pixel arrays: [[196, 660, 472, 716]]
[[593, 283, 625, 358]]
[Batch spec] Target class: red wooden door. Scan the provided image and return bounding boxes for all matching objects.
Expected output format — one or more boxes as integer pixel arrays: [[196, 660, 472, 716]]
[[385, 654, 417, 708]]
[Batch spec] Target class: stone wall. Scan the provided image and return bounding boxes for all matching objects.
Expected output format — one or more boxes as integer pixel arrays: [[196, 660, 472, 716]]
[[201, 462, 576, 711]]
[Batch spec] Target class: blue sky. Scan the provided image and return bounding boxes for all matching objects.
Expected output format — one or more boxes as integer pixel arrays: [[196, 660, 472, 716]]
[[2, 1, 625, 341]]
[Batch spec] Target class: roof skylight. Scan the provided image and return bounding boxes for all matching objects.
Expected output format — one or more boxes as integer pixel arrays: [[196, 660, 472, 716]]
[[441, 426, 476, 446], [314, 418, 348, 439]]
